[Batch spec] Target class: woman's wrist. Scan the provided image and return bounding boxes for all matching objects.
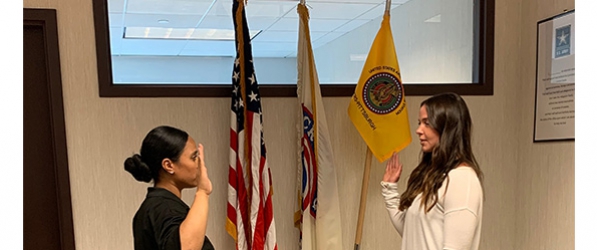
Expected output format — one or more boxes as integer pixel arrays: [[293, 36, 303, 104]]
[[195, 189, 211, 197]]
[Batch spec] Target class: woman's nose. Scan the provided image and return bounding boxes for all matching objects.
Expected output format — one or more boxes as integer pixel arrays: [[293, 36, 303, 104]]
[[415, 125, 423, 135]]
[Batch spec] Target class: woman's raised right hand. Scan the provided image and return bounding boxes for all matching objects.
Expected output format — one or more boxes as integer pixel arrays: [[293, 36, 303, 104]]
[[196, 143, 213, 195], [382, 152, 403, 183]]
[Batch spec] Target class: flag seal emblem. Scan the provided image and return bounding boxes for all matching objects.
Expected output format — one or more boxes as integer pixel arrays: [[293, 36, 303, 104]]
[[362, 72, 402, 114]]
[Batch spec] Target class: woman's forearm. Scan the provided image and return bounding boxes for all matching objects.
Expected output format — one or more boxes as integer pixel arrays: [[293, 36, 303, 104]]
[[381, 181, 405, 236], [179, 191, 210, 250]]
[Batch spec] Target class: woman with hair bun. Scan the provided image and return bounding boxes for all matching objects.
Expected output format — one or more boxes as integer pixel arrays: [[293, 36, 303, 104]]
[[381, 92, 484, 250], [124, 125, 215, 250]]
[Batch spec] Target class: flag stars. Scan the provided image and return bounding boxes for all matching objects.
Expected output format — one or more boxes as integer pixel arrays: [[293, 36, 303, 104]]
[[234, 99, 244, 111], [233, 71, 240, 82], [233, 97, 245, 111], [248, 74, 256, 85], [249, 91, 258, 102], [235, 58, 240, 68]]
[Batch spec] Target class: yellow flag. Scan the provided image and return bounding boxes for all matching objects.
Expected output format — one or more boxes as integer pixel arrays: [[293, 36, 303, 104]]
[[347, 13, 411, 162]]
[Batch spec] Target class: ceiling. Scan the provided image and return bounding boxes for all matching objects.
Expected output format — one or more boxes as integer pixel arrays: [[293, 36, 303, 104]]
[[108, 0, 410, 58]]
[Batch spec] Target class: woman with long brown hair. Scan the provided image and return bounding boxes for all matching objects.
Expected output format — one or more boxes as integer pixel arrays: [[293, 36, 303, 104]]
[[381, 92, 484, 250]]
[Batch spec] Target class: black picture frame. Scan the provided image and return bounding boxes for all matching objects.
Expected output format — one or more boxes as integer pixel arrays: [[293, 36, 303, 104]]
[[533, 10, 575, 142]]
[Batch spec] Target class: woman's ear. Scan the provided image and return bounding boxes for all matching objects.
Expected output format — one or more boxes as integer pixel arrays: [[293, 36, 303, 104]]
[[162, 159, 175, 175]]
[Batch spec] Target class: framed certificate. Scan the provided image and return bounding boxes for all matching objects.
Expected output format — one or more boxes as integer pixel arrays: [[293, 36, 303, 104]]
[[533, 10, 575, 142]]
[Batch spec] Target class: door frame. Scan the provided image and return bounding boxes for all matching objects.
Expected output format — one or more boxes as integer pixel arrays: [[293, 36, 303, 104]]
[[24, 8, 75, 250]]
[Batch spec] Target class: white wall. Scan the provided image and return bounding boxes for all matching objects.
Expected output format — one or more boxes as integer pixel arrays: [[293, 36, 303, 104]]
[[22, 0, 574, 249], [516, 0, 575, 249]]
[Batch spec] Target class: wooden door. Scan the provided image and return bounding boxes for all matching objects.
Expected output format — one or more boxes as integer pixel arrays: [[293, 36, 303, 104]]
[[24, 8, 75, 250]]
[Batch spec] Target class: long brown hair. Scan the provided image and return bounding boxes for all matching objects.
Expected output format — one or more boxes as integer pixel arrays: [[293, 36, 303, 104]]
[[399, 92, 483, 212]]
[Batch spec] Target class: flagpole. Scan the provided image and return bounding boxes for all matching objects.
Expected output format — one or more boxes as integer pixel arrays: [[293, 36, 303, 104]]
[[354, 147, 373, 250], [385, 0, 392, 15]]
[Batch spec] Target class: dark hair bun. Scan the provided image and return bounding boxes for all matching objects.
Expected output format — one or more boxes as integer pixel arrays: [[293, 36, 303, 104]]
[[124, 154, 152, 183]]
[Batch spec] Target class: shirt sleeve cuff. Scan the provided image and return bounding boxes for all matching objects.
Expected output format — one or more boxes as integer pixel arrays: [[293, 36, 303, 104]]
[[380, 181, 400, 209], [380, 181, 398, 190]]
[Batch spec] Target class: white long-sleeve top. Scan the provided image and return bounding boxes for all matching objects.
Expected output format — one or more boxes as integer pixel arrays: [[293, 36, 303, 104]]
[[381, 167, 483, 250]]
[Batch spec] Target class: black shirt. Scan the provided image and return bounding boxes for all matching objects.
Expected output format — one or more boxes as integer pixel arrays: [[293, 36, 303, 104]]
[[132, 187, 215, 250]]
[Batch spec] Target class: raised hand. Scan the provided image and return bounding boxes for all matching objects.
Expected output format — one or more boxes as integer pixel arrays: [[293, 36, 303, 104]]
[[196, 143, 213, 195], [382, 152, 403, 183]]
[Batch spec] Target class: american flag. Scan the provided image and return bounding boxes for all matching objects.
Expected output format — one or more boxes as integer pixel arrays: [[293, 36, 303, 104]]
[[226, 0, 278, 250]]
